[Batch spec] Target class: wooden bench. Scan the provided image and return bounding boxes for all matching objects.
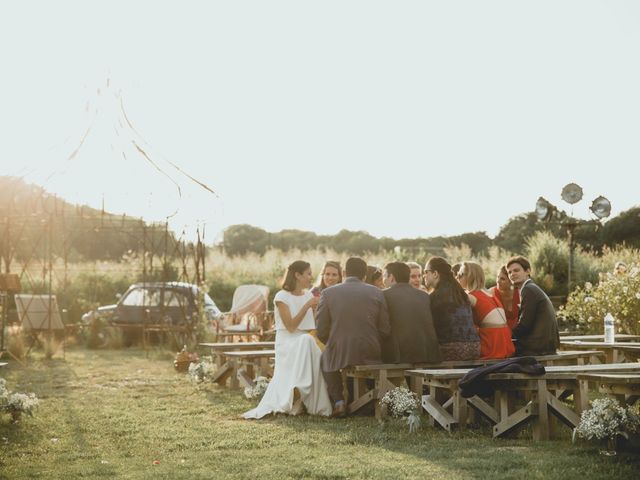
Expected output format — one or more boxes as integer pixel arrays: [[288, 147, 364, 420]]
[[211, 349, 275, 389], [344, 350, 603, 419], [406, 362, 640, 440], [559, 341, 640, 363], [577, 373, 640, 407], [560, 334, 640, 341], [198, 341, 275, 366]]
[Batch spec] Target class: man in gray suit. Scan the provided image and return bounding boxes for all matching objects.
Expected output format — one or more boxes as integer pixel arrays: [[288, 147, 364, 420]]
[[381, 262, 442, 364], [317, 257, 391, 416], [507, 256, 560, 356]]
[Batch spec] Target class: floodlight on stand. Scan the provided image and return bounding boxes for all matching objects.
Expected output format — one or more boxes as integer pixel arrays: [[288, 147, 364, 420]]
[[561, 183, 584, 205], [535, 197, 555, 221], [590, 196, 612, 219]]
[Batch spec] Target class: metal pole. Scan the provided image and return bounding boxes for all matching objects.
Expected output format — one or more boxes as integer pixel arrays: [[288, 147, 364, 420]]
[[566, 222, 576, 294]]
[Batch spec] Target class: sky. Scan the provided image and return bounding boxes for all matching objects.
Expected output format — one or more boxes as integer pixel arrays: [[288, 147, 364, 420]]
[[1, 1, 639, 243]]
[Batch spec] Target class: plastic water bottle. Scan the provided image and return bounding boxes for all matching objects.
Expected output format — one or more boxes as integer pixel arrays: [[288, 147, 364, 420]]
[[604, 313, 615, 344]]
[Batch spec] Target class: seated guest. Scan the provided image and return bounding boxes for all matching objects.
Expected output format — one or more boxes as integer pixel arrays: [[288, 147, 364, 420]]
[[507, 256, 560, 356], [310, 260, 342, 296], [366, 265, 385, 289], [244, 261, 332, 419], [490, 266, 519, 330], [317, 257, 391, 417], [457, 262, 515, 360], [381, 262, 442, 364], [407, 261, 429, 293], [423, 257, 480, 361]]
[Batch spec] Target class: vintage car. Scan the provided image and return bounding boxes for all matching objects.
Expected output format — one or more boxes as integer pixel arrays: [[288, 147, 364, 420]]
[[81, 282, 222, 327]]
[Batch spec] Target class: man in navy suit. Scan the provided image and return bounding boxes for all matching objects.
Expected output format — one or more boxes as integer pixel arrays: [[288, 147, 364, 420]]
[[316, 257, 390, 416], [507, 256, 560, 356], [381, 262, 441, 364]]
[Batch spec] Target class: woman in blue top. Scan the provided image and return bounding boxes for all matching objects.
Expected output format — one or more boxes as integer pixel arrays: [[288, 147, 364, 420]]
[[423, 256, 480, 361]]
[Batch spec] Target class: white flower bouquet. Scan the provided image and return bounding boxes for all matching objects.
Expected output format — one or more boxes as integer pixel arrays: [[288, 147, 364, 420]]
[[187, 359, 217, 384], [244, 376, 270, 400], [380, 387, 419, 418], [379, 387, 422, 432], [574, 397, 640, 447]]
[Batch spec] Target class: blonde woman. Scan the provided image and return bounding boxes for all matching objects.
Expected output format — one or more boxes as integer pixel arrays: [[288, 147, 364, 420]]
[[310, 261, 342, 296], [458, 262, 515, 360]]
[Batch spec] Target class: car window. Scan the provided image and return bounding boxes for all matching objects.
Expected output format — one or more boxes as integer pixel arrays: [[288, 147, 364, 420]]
[[164, 290, 190, 308], [121, 288, 161, 307]]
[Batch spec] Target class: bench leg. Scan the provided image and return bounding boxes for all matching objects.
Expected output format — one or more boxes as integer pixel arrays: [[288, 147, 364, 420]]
[[531, 379, 550, 441]]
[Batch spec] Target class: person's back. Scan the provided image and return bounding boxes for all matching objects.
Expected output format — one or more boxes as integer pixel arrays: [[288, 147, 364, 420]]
[[383, 284, 442, 364], [381, 262, 441, 364], [316, 256, 390, 415], [317, 278, 390, 368]]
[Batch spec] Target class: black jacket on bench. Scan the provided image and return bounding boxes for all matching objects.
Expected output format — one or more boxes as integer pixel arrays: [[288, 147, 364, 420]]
[[459, 356, 545, 398]]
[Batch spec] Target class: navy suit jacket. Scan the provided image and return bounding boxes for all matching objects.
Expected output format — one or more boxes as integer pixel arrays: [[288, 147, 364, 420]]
[[512, 280, 560, 355]]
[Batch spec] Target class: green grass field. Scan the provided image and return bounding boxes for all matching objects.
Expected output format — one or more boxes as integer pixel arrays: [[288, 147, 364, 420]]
[[1, 349, 639, 479]]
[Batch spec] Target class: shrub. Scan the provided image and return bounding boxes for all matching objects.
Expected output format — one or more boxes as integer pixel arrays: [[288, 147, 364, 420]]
[[559, 264, 640, 334]]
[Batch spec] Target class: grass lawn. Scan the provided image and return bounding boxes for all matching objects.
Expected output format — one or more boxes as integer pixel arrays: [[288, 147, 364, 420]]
[[1, 348, 639, 479]]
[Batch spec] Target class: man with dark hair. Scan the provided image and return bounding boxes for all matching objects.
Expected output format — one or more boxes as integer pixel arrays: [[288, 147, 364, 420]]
[[317, 256, 390, 417], [506, 256, 560, 355], [381, 262, 442, 364]]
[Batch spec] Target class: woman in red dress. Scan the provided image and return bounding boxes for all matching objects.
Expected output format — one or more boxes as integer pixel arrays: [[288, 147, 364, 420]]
[[490, 266, 520, 330], [457, 262, 515, 360]]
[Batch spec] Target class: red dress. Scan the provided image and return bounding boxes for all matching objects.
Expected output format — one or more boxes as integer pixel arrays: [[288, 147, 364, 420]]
[[490, 286, 520, 331], [469, 290, 515, 360]]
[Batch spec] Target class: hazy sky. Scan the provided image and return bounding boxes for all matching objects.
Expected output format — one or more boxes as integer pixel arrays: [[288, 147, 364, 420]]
[[1, 1, 639, 242]]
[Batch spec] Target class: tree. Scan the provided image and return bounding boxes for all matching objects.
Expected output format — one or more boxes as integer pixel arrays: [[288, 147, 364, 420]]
[[222, 224, 269, 256]]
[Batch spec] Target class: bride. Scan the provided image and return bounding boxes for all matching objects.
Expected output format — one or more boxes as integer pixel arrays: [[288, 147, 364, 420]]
[[243, 260, 332, 419]]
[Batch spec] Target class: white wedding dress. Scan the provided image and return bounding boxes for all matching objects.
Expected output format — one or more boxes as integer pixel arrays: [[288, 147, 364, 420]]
[[243, 290, 332, 419]]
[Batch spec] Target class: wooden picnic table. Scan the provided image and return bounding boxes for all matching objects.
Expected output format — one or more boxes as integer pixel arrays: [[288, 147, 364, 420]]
[[199, 341, 275, 366], [344, 350, 603, 419], [406, 362, 640, 440], [211, 349, 275, 389], [576, 373, 640, 406], [560, 334, 640, 341], [559, 341, 640, 363]]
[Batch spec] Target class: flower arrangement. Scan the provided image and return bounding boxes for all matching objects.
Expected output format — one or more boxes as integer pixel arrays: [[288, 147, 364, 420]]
[[187, 358, 217, 384], [244, 376, 270, 400], [574, 397, 640, 451], [379, 387, 421, 432], [1, 378, 40, 421], [380, 387, 419, 418]]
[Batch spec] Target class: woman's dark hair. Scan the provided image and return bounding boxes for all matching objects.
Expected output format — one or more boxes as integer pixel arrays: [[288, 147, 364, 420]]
[[366, 265, 382, 286], [426, 256, 469, 313], [282, 260, 311, 292], [319, 260, 343, 289]]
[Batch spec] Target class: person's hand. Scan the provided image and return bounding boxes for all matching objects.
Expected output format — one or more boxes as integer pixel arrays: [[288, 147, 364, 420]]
[[307, 296, 320, 308]]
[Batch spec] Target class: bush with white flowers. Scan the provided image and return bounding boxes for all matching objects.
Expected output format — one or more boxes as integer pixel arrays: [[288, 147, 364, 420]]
[[574, 397, 640, 442], [1, 377, 40, 420], [560, 263, 640, 335]]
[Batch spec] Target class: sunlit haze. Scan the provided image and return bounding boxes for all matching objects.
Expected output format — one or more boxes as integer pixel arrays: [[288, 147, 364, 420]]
[[1, 1, 639, 242]]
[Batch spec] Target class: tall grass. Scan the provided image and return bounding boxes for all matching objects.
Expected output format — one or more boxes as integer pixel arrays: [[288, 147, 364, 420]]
[[11, 240, 640, 324]]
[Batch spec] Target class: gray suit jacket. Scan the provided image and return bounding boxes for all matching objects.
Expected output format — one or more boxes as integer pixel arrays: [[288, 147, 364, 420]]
[[512, 280, 560, 356], [317, 277, 391, 372], [382, 283, 442, 364]]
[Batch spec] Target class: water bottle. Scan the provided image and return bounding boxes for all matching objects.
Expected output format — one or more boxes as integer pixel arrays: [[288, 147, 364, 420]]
[[604, 313, 615, 344]]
